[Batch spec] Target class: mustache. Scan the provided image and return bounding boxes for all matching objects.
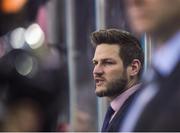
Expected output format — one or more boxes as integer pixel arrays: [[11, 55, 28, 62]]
[[93, 75, 106, 80]]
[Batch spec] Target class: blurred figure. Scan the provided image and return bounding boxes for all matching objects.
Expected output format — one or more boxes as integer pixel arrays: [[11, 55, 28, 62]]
[[91, 29, 144, 132], [0, 0, 68, 131], [74, 109, 93, 132], [119, 0, 180, 131], [0, 49, 62, 131], [2, 99, 43, 131], [74, 82, 98, 132]]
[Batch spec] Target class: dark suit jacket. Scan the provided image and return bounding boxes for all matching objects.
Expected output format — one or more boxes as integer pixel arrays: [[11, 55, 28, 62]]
[[104, 91, 138, 132], [135, 61, 180, 131], [119, 61, 180, 132]]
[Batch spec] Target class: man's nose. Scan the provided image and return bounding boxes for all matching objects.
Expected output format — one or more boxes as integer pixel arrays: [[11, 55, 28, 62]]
[[93, 65, 104, 76]]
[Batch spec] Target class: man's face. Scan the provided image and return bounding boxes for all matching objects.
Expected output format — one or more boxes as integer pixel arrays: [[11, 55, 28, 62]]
[[92, 44, 128, 98], [125, 0, 180, 35]]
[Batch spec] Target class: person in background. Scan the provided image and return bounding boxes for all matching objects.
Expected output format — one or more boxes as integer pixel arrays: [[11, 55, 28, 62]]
[[91, 29, 144, 132], [0, 49, 60, 131], [118, 0, 180, 131], [0, 0, 67, 131]]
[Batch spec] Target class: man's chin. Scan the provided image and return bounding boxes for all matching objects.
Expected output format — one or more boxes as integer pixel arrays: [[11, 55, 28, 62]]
[[95, 89, 106, 97], [95, 93, 105, 97]]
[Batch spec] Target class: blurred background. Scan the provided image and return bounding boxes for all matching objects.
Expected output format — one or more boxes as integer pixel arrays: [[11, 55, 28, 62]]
[[0, 0, 150, 131]]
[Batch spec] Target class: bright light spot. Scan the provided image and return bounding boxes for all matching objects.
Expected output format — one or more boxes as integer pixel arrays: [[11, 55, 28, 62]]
[[2, 0, 27, 14], [15, 55, 33, 76], [27, 57, 38, 78], [25, 23, 45, 49], [10, 27, 25, 49]]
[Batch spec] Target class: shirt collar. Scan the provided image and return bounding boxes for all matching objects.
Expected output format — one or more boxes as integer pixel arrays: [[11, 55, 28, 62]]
[[153, 31, 180, 76], [110, 83, 141, 112]]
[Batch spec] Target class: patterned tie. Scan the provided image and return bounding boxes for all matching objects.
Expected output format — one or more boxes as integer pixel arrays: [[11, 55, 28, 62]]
[[101, 106, 115, 132]]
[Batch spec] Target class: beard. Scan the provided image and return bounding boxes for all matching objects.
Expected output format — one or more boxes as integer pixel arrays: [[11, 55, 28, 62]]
[[96, 71, 128, 97]]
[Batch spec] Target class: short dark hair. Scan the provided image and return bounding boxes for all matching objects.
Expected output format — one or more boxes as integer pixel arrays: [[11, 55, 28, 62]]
[[90, 28, 144, 77]]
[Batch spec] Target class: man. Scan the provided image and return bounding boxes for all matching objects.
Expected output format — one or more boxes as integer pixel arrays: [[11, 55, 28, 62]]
[[119, 0, 180, 131], [91, 29, 144, 132]]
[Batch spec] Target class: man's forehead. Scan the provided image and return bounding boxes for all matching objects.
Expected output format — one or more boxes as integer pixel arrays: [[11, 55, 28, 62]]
[[95, 44, 120, 54], [93, 44, 120, 61]]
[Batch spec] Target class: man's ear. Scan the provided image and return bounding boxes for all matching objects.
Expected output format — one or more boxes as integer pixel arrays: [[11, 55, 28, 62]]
[[127, 59, 141, 76]]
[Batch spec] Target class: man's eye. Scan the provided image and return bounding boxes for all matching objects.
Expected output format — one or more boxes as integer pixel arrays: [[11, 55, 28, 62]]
[[104, 61, 114, 65], [92, 61, 97, 65]]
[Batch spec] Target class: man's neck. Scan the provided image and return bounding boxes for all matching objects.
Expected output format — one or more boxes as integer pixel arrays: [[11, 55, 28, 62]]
[[108, 79, 139, 101], [126, 78, 139, 90]]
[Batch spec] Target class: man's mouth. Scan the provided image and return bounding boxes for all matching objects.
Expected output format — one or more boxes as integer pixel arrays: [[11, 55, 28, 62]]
[[95, 79, 105, 86]]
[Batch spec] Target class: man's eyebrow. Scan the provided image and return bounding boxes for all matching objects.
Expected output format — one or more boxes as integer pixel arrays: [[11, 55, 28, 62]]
[[102, 58, 114, 61], [92, 58, 114, 62]]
